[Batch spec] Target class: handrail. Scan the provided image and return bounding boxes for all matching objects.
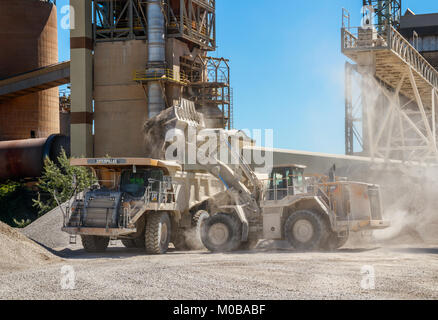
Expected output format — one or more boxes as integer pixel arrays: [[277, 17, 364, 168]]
[[133, 69, 189, 85], [342, 24, 438, 89], [388, 26, 438, 88]]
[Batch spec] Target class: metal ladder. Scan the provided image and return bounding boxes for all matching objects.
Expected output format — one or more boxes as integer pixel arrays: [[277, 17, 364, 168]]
[[69, 234, 77, 245]]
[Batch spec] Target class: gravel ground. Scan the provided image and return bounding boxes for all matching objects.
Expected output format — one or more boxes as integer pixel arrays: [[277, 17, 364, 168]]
[[22, 204, 73, 249], [0, 242, 437, 300], [0, 222, 61, 273]]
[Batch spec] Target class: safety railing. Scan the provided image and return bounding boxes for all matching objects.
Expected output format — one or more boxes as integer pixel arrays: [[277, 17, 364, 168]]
[[342, 23, 438, 88], [388, 27, 438, 88], [145, 177, 176, 205], [191, 74, 229, 84], [133, 69, 189, 85]]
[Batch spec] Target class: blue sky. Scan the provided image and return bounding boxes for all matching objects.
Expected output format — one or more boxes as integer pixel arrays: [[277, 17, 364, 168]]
[[57, 0, 438, 155]]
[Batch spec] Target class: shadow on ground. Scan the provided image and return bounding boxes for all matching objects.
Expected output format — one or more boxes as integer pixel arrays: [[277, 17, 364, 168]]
[[389, 247, 438, 255]]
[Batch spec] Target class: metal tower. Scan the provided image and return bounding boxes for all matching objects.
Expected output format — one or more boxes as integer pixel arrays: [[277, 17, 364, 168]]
[[342, 3, 438, 163], [362, 0, 402, 30]]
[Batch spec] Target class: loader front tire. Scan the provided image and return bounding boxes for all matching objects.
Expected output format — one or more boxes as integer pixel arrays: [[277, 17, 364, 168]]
[[284, 210, 328, 251], [201, 213, 242, 252], [81, 235, 110, 253], [145, 212, 171, 254]]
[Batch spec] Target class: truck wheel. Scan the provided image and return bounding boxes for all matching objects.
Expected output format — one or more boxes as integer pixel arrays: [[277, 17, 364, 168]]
[[284, 210, 328, 251], [145, 212, 171, 254], [186, 210, 210, 250], [323, 231, 349, 251], [81, 235, 110, 253], [201, 213, 242, 252]]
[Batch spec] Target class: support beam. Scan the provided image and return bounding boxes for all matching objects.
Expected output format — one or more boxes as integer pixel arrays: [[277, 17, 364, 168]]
[[408, 67, 438, 158], [70, 0, 93, 157], [433, 88, 436, 148], [373, 72, 406, 153]]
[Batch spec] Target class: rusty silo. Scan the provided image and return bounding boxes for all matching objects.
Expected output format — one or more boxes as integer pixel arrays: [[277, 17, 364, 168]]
[[0, 0, 59, 141]]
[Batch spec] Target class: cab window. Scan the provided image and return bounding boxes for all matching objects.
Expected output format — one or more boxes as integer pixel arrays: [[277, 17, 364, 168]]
[[120, 169, 164, 197]]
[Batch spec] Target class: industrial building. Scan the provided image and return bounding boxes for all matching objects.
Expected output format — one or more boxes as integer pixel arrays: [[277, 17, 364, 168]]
[[1, 0, 438, 181], [344, 0, 438, 165], [70, 0, 232, 158], [0, 0, 60, 141], [0, 0, 70, 180]]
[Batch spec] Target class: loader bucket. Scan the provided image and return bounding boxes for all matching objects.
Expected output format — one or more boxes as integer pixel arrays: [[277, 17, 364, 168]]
[[143, 99, 205, 159]]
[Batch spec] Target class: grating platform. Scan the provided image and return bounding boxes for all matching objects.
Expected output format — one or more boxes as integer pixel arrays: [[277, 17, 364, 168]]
[[342, 26, 438, 109]]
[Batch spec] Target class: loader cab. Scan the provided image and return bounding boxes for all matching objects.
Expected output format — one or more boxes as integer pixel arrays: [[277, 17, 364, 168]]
[[266, 165, 307, 201]]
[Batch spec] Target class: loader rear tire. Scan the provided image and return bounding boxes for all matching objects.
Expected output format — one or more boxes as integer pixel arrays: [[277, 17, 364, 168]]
[[186, 210, 210, 250], [284, 210, 328, 251], [81, 235, 109, 253], [201, 213, 242, 252], [145, 212, 171, 254]]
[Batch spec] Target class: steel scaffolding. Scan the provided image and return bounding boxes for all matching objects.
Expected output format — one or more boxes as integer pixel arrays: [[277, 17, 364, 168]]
[[93, 0, 216, 49], [342, 7, 438, 163]]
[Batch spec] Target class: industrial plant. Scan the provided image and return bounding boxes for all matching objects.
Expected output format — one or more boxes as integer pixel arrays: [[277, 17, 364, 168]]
[[0, 0, 437, 301]]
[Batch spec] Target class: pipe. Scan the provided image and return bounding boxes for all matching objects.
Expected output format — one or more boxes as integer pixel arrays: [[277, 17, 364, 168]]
[[0, 134, 70, 181], [147, 0, 166, 118]]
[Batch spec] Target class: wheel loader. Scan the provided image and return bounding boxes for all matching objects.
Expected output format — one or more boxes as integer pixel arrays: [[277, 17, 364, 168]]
[[195, 129, 390, 252], [62, 158, 226, 254]]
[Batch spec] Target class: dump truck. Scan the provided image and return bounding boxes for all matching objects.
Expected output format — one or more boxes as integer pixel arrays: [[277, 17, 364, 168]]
[[62, 158, 227, 254]]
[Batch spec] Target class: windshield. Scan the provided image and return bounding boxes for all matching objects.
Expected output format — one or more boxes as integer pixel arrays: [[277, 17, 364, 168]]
[[120, 169, 164, 198]]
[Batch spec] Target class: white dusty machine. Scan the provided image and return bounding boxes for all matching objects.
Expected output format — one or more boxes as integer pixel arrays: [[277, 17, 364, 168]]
[[64, 101, 389, 254]]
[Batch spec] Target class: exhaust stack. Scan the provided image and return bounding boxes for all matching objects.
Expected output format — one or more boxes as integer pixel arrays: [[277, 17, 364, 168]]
[[147, 0, 166, 118]]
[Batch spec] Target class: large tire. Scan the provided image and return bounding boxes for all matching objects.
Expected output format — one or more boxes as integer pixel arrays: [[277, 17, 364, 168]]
[[81, 235, 110, 253], [284, 210, 329, 251], [201, 213, 242, 252], [145, 212, 171, 254], [186, 210, 210, 250]]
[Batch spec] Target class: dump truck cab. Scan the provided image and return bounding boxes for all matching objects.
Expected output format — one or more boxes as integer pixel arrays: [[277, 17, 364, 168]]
[[62, 158, 223, 254]]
